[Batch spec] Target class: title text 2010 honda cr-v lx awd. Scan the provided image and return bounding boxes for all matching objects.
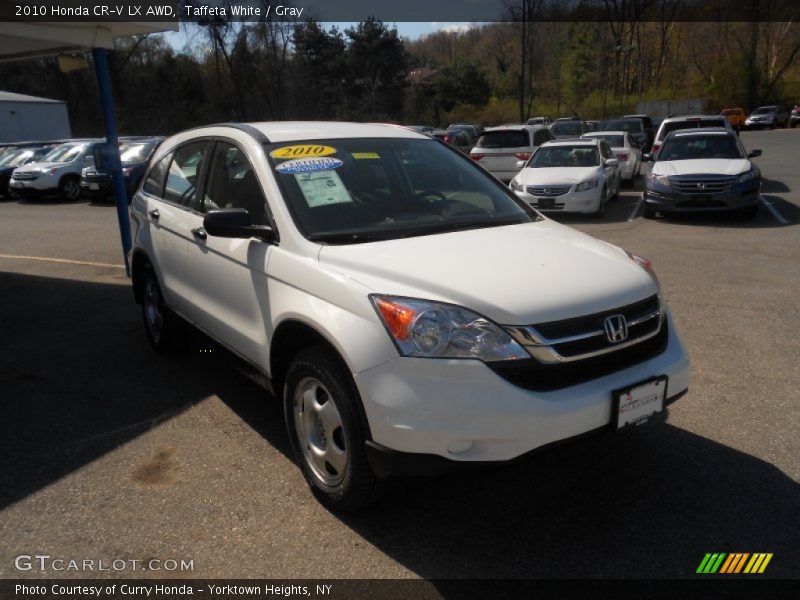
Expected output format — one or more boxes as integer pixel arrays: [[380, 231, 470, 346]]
[[130, 122, 690, 511]]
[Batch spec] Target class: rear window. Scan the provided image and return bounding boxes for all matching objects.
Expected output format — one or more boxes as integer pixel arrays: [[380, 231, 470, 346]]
[[660, 119, 726, 139], [551, 122, 583, 136], [588, 134, 625, 147], [475, 130, 530, 148], [602, 119, 643, 134]]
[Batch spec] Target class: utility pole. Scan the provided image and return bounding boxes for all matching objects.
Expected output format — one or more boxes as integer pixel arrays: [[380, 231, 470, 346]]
[[519, 0, 526, 123]]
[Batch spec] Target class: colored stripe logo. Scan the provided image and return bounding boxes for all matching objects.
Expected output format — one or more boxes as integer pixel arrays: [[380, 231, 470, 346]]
[[696, 553, 773, 574]]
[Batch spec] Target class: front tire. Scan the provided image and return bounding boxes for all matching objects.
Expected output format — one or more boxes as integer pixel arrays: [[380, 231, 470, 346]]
[[284, 347, 378, 512], [592, 186, 607, 218], [59, 176, 81, 201]]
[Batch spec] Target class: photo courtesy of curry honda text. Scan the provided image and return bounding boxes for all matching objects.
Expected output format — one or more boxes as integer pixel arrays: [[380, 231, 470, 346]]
[[129, 122, 690, 511]]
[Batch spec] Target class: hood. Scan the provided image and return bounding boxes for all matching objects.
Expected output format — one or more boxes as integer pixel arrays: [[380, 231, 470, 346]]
[[318, 220, 656, 325], [13, 161, 67, 173], [652, 159, 751, 177], [515, 166, 599, 185]]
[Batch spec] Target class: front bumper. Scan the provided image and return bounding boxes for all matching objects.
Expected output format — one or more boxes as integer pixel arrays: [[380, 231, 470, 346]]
[[9, 174, 60, 195], [514, 185, 602, 214], [353, 310, 689, 466], [745, 119, 774, 129], [644, 183, 760, 213]]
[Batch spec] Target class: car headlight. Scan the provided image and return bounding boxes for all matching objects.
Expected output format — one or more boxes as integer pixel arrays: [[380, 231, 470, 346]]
[[575, 179, 598, 192], [509, 179, 523, 192], [371, 295, 529, 361], [646, 173, 670, 187], [737, 168, 759, 184]]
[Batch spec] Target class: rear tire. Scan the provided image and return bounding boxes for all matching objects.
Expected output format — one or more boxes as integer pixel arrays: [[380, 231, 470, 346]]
[[284, 347, 378, 512], [140, 264, 182, 353]]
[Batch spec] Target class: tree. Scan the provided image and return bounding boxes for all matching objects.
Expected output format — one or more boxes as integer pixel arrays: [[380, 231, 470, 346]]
[[434, 62, 492, 113]]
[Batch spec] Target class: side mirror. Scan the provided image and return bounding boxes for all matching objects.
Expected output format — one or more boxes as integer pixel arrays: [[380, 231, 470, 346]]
[[516, 160, 526, 169], [203, 208, 274, 243], [605, 158, 619, 166], [748, 149, 762, 158]]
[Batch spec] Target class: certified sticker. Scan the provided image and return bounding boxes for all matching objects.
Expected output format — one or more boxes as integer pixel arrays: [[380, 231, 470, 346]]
[[270, 144, 337, 159], [275, 157, 343, 174]]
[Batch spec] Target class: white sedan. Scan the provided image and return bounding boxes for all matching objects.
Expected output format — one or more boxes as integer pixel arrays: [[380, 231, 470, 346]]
[[510, 139, 620, 216], [582, 130, 641, 185]]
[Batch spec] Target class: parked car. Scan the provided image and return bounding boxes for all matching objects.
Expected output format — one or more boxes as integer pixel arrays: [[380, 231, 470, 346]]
[[550, 119, 589, 138], [585, 120, 601, 132], [405, 125, 436, 135], [526, 116, 552, 127], [9, 139, 100, 200], [600, 118, 649, 151], [469, 125, 555, 182], [651, 115, 733, 157], [790, 105, 800, 128], [582, 131, 642, 185], [509, 138, 621, 216], [622, 114, 656, 150], [744, 105, 790, 129], [131, 122, 689, 510], [643, 128, 761, 219], [0, 144, 56, 198], [721, 108, 747, 131], [81, 136, 164, 201], [447, 123, 482, 142], [443, 128, 473, 153]]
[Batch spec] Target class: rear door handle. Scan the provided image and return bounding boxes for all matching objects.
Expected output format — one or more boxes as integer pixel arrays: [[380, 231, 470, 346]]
[[191, 227, 207, 241], [149, 209, 160, 221]]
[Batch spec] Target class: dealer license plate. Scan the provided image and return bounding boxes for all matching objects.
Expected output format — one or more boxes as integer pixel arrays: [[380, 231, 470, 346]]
[[89, 183, 100, 190], [535, 197, 555, 209], [613, 376, 667, 430]]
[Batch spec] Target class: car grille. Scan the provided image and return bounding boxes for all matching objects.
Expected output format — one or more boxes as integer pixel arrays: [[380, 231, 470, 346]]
[[671, 176, 735, 196], [494, 295, 666, 391], [12, 172, 38, 180], [83, 171, 109, 181], [526, 185, 572, 197]]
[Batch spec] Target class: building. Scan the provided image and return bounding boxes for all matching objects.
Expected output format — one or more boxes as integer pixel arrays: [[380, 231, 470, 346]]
[[0, 90, 71, 142]]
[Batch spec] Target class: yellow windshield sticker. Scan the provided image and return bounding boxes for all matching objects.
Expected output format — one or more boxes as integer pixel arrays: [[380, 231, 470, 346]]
[[352, 152, 380, 159], [270, 144, 337, 159]]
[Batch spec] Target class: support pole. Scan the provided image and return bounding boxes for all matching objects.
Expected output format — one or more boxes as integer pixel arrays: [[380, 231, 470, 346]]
[[92, 47, 131, 275]]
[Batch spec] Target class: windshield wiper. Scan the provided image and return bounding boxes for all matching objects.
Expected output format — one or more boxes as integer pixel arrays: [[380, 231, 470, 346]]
[[307, 231, 390, 244]]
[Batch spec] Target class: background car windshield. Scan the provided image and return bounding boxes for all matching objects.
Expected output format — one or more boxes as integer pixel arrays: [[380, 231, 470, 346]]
[[602, 119, 643, 133], [119, 142, 154, 163], [267, 138, 534, 241], [475, 130, 529, 148], [42, 144, 84, 163], [660, 119, 726, 137], [0, 149, 26, 166], [658, 135, 743, 161], [528, 145, 599, 168], [590, 134, 625, 147], [551, 122, 582, 136], [752, 107, 777, 114]]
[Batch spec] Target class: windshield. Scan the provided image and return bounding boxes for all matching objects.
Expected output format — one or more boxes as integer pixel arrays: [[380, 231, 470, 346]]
[[1, 149, 38, 167], [475, 130, 529, 148], [658, 135, 743, 161], [601, 119, 643, 133], [659, 119, 726, 139], [42, 143, 86, 163], [266, 138, 536, 243], [551, 122, 583, 136], [528, 145, 599, 168], [587, 134, 625, 147], [119, 142, 155, 163], [752, 107, 777, 115]]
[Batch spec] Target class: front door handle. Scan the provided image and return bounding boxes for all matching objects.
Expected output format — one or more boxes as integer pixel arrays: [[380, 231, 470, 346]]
[[191, 227, 207, 241], [149, 209, 160, 221]]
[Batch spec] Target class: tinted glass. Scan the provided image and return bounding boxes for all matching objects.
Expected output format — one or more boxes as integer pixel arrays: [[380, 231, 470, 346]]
[[551, 122, 583, 136], [203, 142, 268, 225], [267, 138, 535, 243], [163, 142, 209, 209], [476, 130, 529, 148], [42, 143, 85, 162], [528, 145, 599, 168], [602, 119, 643, 133], [120, 142, 156, 164], [658, 135, 743, 161], [143, 151, 172, 197], [589, 134, 625, 147], [752, 107, 777, 114], [660, 119, 726, 138]]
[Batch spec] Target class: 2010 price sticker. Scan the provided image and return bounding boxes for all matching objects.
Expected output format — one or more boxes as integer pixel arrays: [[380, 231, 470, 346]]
[[270, 145, 337, 159]]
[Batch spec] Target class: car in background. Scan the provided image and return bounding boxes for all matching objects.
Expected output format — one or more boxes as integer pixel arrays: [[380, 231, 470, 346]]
[[509, 138, 620, 216], [585, 120, 601, 132], [550, 119, 589, 139], [721, 108, 747, 131], [443, 127, 473, 153], [81, 136, 164, 201], [470, 125, 555, 183], [0, 144, 56, 198], [600, 118, 648, 151], [583, 131, 641, 185], [643, 128, 761, 219], [622, 114, 656, 150], [405, 125, 436, 135], [526, 116, 552, 127], [9, 139, 101, 201], [745, 105, 790, 129], [447, 123, 482, 144], [790, 105, 800, 128], [651, 115, 733, 157]]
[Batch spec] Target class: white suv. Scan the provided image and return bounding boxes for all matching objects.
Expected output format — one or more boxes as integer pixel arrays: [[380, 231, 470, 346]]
[[10, 140, 99, 201], [130, 122, 690, 511]]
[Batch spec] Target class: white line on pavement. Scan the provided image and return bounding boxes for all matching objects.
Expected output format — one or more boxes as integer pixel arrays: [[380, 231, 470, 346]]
[[760, 198, 789, 225], [627, 197, 644, 221], [0, 254, 124, 269]]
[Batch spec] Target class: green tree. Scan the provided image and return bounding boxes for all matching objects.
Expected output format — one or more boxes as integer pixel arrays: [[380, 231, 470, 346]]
[[434, 61, 492, 113]]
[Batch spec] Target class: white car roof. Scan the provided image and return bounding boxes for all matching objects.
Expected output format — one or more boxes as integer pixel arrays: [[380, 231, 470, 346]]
[[583, 131, 627, 137], [542, 139, 599, 147], [662, 114, 726, 122], [482, 124, 545, 132], [218, 121, 429, 142]]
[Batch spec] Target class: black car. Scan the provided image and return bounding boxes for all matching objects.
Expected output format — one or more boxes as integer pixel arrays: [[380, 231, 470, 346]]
[[81, 137, 163, 201], [0, 145, 57, 199], [623, 114, 656, 151]]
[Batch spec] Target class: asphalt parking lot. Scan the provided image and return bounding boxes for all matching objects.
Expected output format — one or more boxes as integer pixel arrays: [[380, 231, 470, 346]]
[[0, 129, 798, 580]]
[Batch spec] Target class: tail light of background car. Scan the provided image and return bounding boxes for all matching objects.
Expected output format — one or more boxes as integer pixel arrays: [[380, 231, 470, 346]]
[[651, 143, 660, 155], [616, 152, 630, 161], [470, 153, 484, 161], [514, 152, 532, 160]]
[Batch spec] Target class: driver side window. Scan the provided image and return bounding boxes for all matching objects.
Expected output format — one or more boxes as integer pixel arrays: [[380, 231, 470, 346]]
[[163, 141, 210, 211], [202, 141, 268, 225]]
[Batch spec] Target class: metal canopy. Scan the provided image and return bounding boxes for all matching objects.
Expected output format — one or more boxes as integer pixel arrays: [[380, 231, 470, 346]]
[[0, 21, 177, 273]]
